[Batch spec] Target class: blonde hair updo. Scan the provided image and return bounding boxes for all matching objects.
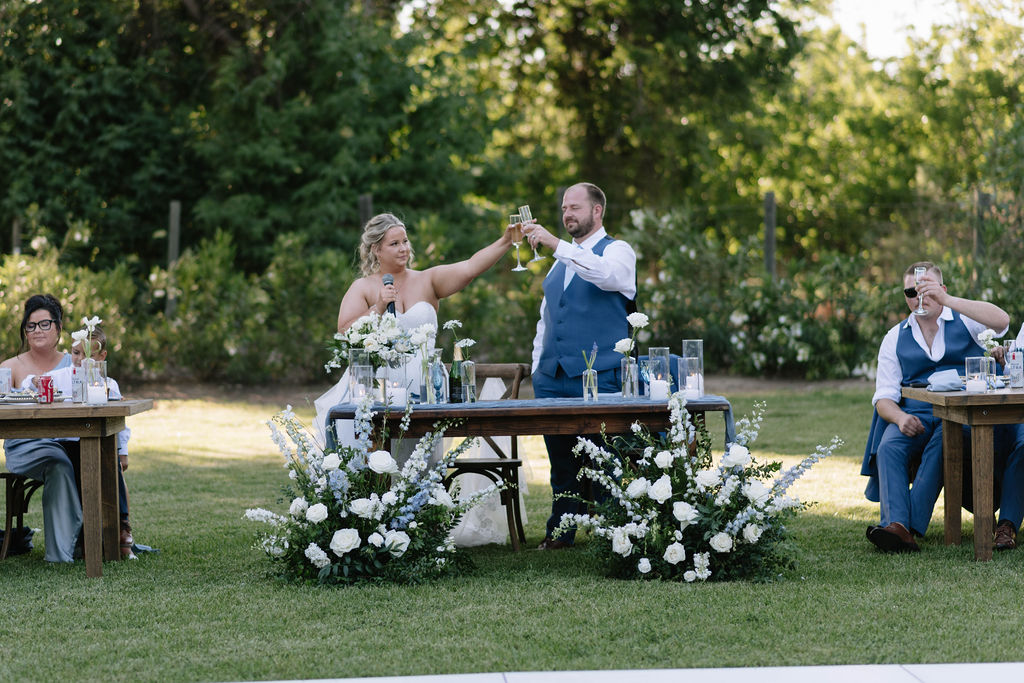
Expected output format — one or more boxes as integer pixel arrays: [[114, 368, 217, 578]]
[[359, 213, 414, 276]]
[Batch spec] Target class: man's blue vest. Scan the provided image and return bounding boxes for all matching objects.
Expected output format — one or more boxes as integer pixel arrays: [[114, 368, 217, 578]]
[[897, 311, 983, 413], [536, 236, 630, 378]]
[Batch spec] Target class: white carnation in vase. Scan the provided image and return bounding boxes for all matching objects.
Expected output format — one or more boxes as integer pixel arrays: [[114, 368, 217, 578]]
[[663, 542, 686, 565], [647, 474, 673, 504], [305, 503, 328, 524], [614, 338, 633, 355], [626, 312, 649, 328], [330, 528, 361, 556], [709, 532, 733, 553]]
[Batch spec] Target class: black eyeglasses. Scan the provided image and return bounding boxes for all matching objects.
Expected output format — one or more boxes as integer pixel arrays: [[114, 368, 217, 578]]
[[903, 287, 918, 299], [24, 319, 57, 332]]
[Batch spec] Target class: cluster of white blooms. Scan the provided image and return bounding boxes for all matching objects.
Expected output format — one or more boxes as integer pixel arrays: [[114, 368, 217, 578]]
[[326, 311, 416, 373], [244, 508, 286, 526], [732, 403, 765, 447], [304, 542, 331, 569]]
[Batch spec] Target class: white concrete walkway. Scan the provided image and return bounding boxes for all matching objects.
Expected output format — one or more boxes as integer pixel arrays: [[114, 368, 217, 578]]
[[260, 662, 1024, 683]]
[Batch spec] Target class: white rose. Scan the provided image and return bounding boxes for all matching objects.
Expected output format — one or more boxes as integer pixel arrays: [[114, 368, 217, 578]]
[[321, 453, 341, 471], [611, 528, 633, 556], [683, 570, 697, 583], [637, 558, 652, 574], [430, 486, 455, 508], [380, 491, 398, 506], [289, 497, 308, 518], [348, 497, 376, 519], [384, 529, 411, 557], [721, 444, 751, 468], [626, 312, 649, 328], [367, 532, 384, 547], [647, 474, 673, 504], [743, 480, 773, 506], [329, 528, 361, 556], [663, 542, 686, 565], [672, 501, 698, 529], [305, 503, 328, 524], [743, 523, 763, 544], [653, 450, 673, 469], [368, 450, 398, 474], [695, 468, 720, 489], [709, 531, 733, 553], [625, 478, 650, 499], [614, 338, 633, 355]]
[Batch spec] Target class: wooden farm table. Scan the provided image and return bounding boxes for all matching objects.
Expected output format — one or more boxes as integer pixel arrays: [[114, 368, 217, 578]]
[[902, 386, 1024, 561], [328, 395, 736, 443], [0, 399, 153, 577]]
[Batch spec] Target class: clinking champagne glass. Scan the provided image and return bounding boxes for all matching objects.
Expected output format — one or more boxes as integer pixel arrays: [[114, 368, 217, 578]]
[[509, 214, 527, 272], [913, 266, 927, 316], [518, 204, 544, 262]]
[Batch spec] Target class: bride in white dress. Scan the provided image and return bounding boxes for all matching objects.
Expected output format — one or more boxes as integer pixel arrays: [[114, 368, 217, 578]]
[[314, 212, 521, 546]]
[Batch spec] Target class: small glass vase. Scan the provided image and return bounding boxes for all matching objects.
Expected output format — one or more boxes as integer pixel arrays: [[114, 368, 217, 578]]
[[620, 357, 638, 398], [461, 359, 477, 403], [583, 368, 598, 402], [83, 358, 108, 405], [426, 351, 447, 404]]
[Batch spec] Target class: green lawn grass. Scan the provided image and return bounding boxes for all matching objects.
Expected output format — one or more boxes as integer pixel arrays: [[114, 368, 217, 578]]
[[3, 384, 1024, 682]]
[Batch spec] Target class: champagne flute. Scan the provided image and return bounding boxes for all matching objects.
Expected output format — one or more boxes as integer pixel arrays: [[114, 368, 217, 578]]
[[913, 266, 927, 316], [509, 214, 527, 272], [518, 204, 544, 262]]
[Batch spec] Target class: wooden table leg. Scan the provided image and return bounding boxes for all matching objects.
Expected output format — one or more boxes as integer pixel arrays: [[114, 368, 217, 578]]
[[971, 424, 994, 561], [942, 419, 963, 545], [100, 434, 120, 562], [79, 436, 104, 577]]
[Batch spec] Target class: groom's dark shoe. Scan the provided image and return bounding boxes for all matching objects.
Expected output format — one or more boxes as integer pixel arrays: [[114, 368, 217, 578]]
[[537, 537, 571, 550], [867, 522, 920, 553]]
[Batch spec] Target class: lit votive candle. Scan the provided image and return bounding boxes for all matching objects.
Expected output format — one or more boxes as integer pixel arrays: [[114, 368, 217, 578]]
[[649, 378, 670, 401], [86, 384, 107, 405], [965, 378, 986, 393]]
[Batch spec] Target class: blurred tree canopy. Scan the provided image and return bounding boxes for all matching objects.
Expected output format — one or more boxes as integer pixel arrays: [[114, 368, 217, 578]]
[[2, 0, 1024, 380]]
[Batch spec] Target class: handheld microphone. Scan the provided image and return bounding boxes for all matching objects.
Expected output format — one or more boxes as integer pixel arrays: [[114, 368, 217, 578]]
[[382, 274, 396, 315]]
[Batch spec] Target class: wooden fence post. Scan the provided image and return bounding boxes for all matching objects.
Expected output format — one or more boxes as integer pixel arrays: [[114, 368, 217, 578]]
[[11, 217, 21, 255], [764, 192, 776, 283], [358, 193, 374, 229], [166, 200, 181, 318], [973, 190, 992, 289]]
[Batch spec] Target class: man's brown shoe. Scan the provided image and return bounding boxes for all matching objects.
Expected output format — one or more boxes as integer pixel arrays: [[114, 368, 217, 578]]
[[994, 521, 1017, 550], [537, 537, 572, 550], [120, 522, 137, 560], [867, 522, 920, 553]]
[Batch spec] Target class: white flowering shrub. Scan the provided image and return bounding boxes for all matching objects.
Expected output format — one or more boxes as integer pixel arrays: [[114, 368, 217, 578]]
[[556, 395, 841, 582], [246, 399, 497, 585]]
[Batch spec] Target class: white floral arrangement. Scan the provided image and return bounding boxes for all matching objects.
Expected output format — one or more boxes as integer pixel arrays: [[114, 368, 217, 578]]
[[979, 328, 1000, 356], [326, 311, 416, 373], [246, 398, 498, 585], [555, 395, 840, 582]]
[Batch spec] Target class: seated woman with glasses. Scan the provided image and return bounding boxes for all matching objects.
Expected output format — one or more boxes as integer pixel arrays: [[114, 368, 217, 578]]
[[0, 294, 80, 562]]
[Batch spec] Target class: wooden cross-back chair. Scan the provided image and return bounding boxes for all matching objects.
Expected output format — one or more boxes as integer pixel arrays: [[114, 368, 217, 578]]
[[1, 473, 43, 560], [444, 362, 530, 551]]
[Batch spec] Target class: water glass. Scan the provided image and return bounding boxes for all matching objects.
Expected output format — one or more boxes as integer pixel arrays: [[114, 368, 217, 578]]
[[620, 357, 638, 398], [461, 360, 477, 403], [582, 369, 598, 402]]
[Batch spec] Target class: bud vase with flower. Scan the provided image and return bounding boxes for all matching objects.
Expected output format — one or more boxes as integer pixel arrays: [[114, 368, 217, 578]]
[[582, 342, 599, 402], [71, 316, 107, 404], [614, 312, 649, 397]]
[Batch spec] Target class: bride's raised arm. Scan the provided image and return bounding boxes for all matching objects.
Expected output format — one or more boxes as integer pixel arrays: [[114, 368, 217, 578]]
[[428, 223, 515, 300]]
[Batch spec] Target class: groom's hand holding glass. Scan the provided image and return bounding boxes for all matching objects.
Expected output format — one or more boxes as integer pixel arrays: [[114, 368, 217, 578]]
[[522, 220, 558, 253]]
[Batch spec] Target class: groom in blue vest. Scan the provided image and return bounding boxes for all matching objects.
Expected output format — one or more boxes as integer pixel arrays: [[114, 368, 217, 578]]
[[523, 182, 637, 549], [862, 261, 1024, 552]]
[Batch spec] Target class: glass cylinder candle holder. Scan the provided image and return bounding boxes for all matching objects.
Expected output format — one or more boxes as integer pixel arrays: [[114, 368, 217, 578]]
[[83, 359, 108, 405], [646, 347, 671, 400], [350, 364, 374, 402], [681, 338, 704, 396]]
